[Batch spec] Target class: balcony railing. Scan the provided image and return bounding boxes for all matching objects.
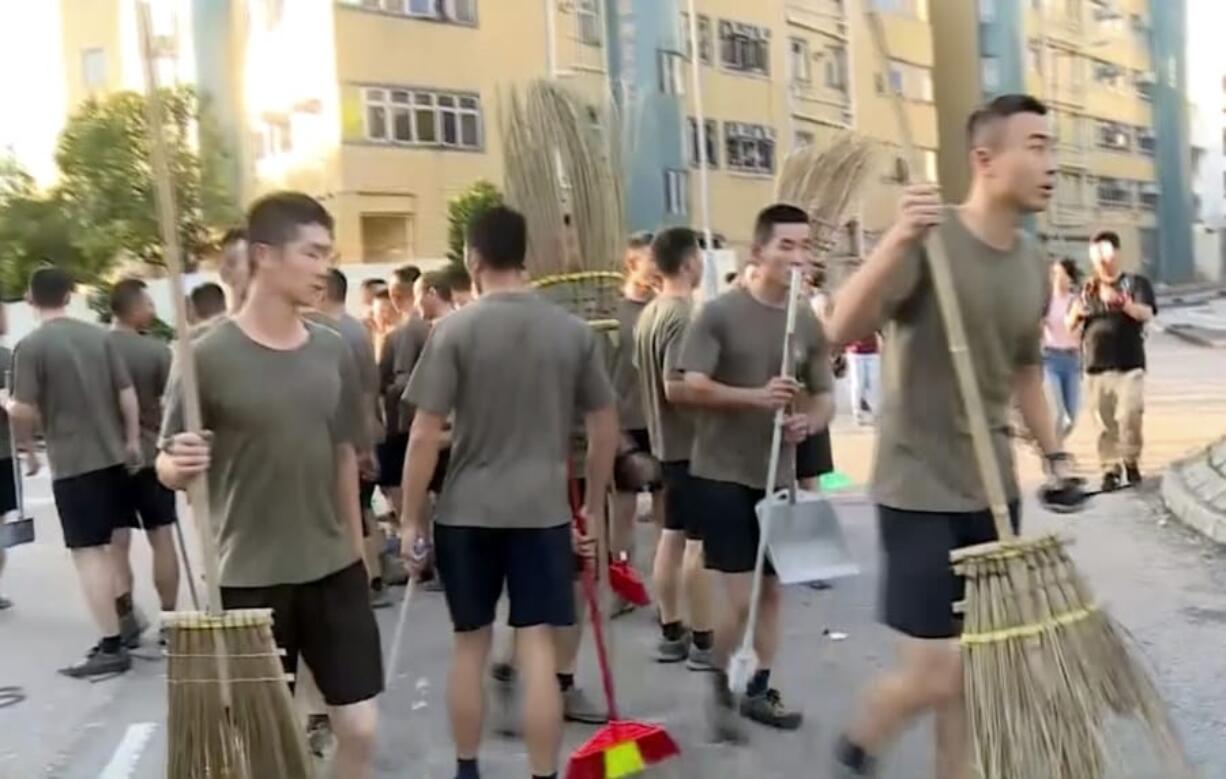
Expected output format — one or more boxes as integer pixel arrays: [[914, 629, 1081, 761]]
[[784, 1, 848, 38]]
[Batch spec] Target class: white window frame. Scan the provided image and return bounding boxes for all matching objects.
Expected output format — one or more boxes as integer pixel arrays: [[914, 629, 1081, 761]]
[[790, 38, 811, 84], [1095, 119, 1130, 152], [719, 20, 770, 76], [687, 117, 719, 168], [664, 169, 689, 215], [725, 122, 776, 175], [658, 50, 685, 95], [577, 0, 600, 45], [363, 86, 482, 150], [82, 47, 107, 90], [825, 45, 848, 91]]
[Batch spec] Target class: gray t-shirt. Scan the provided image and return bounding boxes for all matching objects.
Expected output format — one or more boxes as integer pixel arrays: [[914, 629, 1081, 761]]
[[305, 310, 379, 447], [405, 289, 615, 529], [378, 317, 430, 435], [678, 287, 833, 490], [634, 295, 695, 463], [160, 320, 363, 588], [108, 329, 172, 465], [13, 318, 131, 480], [0, 346, 11, 458], [613, 297, 649, 432], [872, 210, 1048, 513]]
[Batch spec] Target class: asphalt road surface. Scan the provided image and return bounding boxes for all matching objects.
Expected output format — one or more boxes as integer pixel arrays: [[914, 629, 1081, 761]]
[[2, 333, 1225, 778]]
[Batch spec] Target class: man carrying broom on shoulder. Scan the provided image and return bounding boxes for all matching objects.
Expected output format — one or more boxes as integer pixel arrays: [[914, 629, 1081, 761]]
[[825, 94, 1071, 778], [157, 192, 382, 779], [678, 204, 836, 740], [399, 206, 618, 779]]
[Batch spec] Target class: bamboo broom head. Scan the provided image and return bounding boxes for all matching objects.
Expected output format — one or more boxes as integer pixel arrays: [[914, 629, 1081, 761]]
[[501, 79, 626, 278], [775, 132, 876, 254], [954, 536, 1190, 778]]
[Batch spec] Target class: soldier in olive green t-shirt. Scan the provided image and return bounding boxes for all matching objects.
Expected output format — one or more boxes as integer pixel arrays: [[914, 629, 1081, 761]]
[[824, 96, 1067, 778], [677, 205, 835, 736]]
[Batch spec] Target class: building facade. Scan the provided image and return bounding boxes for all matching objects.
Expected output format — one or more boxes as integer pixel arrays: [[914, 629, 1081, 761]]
[[932, 0, 1194, 281]]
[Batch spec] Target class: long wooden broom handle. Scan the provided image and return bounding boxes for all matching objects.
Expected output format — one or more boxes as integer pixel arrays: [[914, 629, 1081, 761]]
[[863, 10, 1015, 542], [136, 3, 225, 612]]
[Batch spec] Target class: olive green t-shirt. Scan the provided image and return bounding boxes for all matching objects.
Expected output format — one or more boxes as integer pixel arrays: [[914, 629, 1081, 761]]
[[405, 289, 615, 529], [633, 295, 695, 463], [378, 317, 430, 435], [13, 318, 131, 480], [871, 210, 1048, 513], [108, 329, 172, 465], [304, 310, 379, 448], [678, 287, 833, 490], [613, 297, 649, 432], [0, 346, 11, 457], [160, 320, 363, 588]]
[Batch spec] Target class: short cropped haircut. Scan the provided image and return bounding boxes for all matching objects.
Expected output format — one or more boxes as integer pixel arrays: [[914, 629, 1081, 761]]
[[392, 264, 421, 287], [247, 192, 333, 248], [190, 282, 227, 320], [325, 268, 348, 304], [966, 94, 1048, 147], [109, 277, 148, 317], [361, 278, 387, 293], [28, 266, 74, 309], [627, 230, 654, 250], [651, 227, 699, 278], [467, 206, 527, 271], [421, 270, 453, 303], [1090, 230, 1121, 249], [1057, 257, 1081, 286], [445, 266, 472, 293], [753, 204, 810, 248]]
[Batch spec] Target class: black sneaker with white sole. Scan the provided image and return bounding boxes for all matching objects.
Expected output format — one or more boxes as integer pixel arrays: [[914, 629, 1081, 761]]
[[58, 643, 131, 679], [1101, 468, 1122, 493]]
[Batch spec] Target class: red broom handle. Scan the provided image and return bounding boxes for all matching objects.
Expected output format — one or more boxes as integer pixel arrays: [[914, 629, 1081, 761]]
[[568, 473, 621, 723]]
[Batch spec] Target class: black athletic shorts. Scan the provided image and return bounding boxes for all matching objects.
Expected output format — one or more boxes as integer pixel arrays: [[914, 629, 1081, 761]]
[[376, 432, 409, 488], [434, 523, 576, 632], [429, 448, 450, 495], [878, 502, 1021, 640], [661, 461, 702, 541], [221, 561, 383, 706], [613, 428, 662, 493], [691, 476, 774, 576], [119, 467, 177, 531], [796, 430, 834, 480], [0, 458, 16, 516], [51, 465, 131, 549]]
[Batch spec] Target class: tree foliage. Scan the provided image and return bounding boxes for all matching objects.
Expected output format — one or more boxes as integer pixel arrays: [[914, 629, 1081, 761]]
[[0, 88, 238, 300], [446, 180, 503, 265]]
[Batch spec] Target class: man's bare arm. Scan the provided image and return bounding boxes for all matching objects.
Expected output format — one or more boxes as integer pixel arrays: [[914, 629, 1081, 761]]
[[118, 387, 141, 451], [680, 372, 792, 411], [1014, 364, 1059, 457], [335, 443, 365, 559], [401, 411, 445, 534]]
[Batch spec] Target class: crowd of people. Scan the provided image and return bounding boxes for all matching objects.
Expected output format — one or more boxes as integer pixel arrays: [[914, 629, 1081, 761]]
[[0, 92, 1163, 779]]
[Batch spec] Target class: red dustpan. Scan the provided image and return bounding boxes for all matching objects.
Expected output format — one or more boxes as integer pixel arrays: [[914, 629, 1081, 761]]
[[566, 481, 679, 779]]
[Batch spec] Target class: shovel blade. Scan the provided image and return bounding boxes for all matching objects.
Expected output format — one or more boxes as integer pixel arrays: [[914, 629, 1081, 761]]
[[756, 491, 858, 585], [1, 518, 34, 549]]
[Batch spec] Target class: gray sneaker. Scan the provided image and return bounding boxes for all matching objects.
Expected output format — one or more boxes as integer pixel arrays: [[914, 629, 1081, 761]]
[[563, 686, 608, 724], [490, 663, 520, 737], [686, 644, 716, 672], [653, 636, 688, 663], [369, 586, 392, 609], [740, 688, 803, 731], [58, 643, 131, 679], [119, 610, 145, 649], [706, 673, 747, 744]]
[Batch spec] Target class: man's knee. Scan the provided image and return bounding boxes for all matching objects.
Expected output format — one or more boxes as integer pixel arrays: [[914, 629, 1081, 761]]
[[331, 700, 379, 752], [904, 640, 963, 706]]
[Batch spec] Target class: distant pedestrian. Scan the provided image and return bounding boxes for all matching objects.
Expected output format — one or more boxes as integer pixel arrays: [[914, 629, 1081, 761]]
[[846, 333, 880, 426], [188, 282, 228, 339], [1068, 231, 1156, 491], [1043, 258, 1083, 440]]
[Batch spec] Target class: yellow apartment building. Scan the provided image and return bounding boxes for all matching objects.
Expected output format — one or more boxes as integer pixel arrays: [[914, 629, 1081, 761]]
[[932, 0, 1162, 272]]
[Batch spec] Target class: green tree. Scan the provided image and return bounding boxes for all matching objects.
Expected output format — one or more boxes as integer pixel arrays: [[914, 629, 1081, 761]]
[[0, 157, 92, 300], [446, 180, 502, 265], [53, 87, 239, 269]]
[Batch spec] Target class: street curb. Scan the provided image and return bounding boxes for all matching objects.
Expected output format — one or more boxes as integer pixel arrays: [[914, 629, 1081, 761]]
[[1161, 441, 1226, 546]]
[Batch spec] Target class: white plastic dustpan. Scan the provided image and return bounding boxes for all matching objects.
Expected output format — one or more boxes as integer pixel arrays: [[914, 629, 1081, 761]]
[[756, 489, 859, 585]]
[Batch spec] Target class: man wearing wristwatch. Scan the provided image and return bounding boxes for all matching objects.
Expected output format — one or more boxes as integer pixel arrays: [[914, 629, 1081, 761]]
[[825, 94, 1071, 778]]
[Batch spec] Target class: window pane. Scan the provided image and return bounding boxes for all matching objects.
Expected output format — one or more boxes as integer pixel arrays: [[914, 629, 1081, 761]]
[[366, 88, 386, 102], [416, 109, 437, 142], [453, 0, 476, 23], [438, 95, 456, 108], [441, 111, 458, 144], [393, 108, 412, 141], [391, 90, 410, 104], [368, 105, 387, 139], [461, 113, 479, 147], [415, 93, 434, 106], [459, 96, 478, 109], [408, 0, 433, 15]]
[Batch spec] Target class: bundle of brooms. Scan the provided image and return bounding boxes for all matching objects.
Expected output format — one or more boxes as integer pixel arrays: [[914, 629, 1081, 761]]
[[861, 11, 1189, 778], [774, 131, 876, 259], [135, 6, 311, 777]]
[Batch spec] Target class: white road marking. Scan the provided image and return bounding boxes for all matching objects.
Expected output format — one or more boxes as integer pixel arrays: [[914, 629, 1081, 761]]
[[98, 722, 157, 779]]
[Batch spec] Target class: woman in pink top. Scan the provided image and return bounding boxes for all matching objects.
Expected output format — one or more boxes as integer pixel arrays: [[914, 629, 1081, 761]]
[[1043, 258, 1082, 439]]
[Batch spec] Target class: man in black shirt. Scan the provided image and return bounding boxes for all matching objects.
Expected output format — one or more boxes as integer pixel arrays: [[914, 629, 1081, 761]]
[[1070, 230, 1156, 491]]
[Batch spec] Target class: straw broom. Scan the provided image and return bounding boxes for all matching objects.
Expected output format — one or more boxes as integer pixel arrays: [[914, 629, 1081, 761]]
[[134, 5, 311, 777], [862, 10, 1189, 778], [775, 132, 876, 256]]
